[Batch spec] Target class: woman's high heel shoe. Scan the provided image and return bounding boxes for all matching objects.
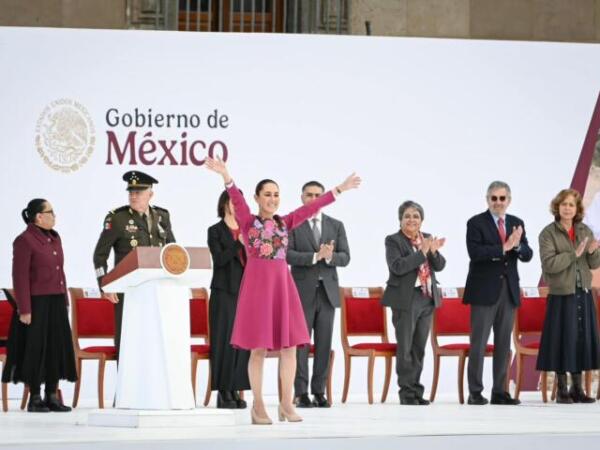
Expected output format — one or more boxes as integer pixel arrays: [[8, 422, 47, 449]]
[[251, 407, 273, 425], [278, 405, 303, 422]]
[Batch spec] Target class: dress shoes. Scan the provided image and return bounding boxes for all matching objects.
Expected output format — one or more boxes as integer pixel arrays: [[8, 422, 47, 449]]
[[232, 391, 247, 409], [398, 392, 419, 405], [569, 373, 595, 403], [217, 391, 238, 409], [467, 393, 489, 405], [27, 394, 50, 413], [490, 391, 520, 405], [312, 393, 330, 408], [416, 397, 430, 405], [44, 393, 72, 412], [295, 393, 314, 408]]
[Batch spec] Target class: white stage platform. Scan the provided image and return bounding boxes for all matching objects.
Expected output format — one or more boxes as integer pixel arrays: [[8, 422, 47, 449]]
[[1, 393, 599, 450]]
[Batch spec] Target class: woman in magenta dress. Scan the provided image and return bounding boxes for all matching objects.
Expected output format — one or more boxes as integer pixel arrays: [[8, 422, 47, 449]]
[[206, 156, 360, 425]]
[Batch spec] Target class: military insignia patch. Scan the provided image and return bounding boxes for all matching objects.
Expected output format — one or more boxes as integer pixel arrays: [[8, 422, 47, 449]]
[[104, 222, 112, 230]]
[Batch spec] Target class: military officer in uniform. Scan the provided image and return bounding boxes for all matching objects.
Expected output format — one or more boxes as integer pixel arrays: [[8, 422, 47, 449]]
[[93, 171, 175, 356]]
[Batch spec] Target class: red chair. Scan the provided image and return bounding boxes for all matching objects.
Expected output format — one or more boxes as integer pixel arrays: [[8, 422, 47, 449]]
[[0, 289, 13, 412], [513, 288, 549, 402], [340, 287, 396, 404], [69, 287, 117, 409], [190, 288, 212, 406], [430, 289, 510, 404]]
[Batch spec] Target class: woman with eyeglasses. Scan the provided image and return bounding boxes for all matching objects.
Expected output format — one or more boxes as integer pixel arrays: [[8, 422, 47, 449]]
[[1, 199, 77, 412], [537, 189, 600, 403], [205, 156, 360, 425]]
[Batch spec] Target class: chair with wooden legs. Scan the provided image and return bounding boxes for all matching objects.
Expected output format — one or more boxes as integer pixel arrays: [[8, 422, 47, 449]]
[[340, 287, 396, 404], [190, 288, 212, 406], [69, 287, 117, 409], [430, 289, 511, 404], [513, 287, 551, 402]]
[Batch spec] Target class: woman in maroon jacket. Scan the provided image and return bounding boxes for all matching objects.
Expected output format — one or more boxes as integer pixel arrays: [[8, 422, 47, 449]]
[[1, 199, 77, 412]]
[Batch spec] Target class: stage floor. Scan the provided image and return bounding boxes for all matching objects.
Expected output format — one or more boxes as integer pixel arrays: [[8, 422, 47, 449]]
[[2, 393, 600, 450]]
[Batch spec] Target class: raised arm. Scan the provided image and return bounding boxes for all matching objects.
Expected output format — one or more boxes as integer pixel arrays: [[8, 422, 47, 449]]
[[205, 156, 253, 228], [282, 172, 362, 231]]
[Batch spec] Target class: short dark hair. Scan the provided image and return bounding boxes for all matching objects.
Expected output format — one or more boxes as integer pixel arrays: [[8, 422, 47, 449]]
[[550, 189, 584, 223], [302, 181, 325, 193], [255, 179, 279, 196], [398, 200, 424, 222], [217, 189, 242, 218], [21, 198, 47, 225]]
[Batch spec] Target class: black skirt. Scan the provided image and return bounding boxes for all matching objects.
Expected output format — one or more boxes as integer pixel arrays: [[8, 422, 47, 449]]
[[536, 289, 600, 372], [209, 288, 250, 391], [1, 294, 77, 386]]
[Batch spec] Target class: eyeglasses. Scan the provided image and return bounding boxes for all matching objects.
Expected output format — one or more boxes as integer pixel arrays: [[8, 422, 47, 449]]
[[490, 196, 507, 202], [40, 210, 55, 216]]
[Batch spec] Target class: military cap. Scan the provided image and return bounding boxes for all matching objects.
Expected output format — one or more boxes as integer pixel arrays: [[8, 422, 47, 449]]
[[122, 171, 158, 191]]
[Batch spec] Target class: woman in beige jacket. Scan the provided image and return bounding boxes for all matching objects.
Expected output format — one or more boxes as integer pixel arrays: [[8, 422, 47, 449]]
[[536, 189, 600, 403]]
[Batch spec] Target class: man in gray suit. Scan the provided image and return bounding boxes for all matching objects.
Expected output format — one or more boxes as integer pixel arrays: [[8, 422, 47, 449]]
[[287, 181, 350, 408]]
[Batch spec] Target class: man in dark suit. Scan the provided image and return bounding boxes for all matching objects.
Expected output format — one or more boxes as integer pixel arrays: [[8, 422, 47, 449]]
[[464, 181, 533, 405], [287, 181, 350, 407]]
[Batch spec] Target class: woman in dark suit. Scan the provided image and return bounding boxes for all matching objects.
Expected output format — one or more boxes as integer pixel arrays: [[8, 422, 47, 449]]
[[207, 190, 250, 408], [1, 199, 77, 412], [537, 189, 600, 403], [381, 200, 446, 405]]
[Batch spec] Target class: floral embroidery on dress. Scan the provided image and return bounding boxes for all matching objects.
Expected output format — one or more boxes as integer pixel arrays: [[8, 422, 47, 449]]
[[247, 217, 289, 259]]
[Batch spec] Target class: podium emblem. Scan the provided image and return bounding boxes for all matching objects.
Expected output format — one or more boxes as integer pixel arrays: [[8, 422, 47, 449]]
[[160, 243, 190, 275]]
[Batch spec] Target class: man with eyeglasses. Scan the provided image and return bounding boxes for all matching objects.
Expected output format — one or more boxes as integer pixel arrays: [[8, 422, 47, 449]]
[[92, 171, 176, 358], [463, 181, 533, 405]]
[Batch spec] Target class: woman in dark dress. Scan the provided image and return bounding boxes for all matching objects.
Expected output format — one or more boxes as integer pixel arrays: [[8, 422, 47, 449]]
[[537, 189, 600, 403], [207, 190, 250, 408], [1, 199, 77, 412]]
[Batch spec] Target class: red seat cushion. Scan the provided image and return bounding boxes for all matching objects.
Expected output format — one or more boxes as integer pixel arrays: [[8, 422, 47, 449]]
[[523, 341, 540, 349], [441, 343, 495, 352], [191, 344, 210, 355], [518, 297, 547, 333], [0, 346, 6, 355], [190, 298, 208, 336], [81, 346, 117, 355], [344, 298, 386, 334], [435, 298, 471, 334], [0, 301, 15, 338], [76, 298, 115, 337], [350, 343, 397, 352]]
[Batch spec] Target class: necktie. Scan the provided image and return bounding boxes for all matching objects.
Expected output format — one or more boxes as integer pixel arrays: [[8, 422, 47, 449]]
[[497, 217, 506, 243], [312, 218, 321, 245]]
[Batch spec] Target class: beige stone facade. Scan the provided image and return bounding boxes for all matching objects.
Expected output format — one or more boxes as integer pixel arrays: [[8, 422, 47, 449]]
[[350, 0, 600, 42], [2, 0, 600, 43]]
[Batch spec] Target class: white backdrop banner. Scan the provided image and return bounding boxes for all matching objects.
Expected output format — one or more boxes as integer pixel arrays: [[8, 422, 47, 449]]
[[1, 27, 599, 398]]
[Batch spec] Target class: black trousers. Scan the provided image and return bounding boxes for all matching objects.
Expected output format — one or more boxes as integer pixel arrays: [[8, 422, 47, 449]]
[[294, 282, 335, 396], [392, 289, 434, 400], [209, 289, 250, 391], [467, 279, 515, 395]]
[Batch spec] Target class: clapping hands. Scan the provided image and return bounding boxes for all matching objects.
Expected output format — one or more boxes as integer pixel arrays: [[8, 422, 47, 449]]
[[503, 225, 523, 253], [317, 241, 335, 261], [420, 236, 446, 256]]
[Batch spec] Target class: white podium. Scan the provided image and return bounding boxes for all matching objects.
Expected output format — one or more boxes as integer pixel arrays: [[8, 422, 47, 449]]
[[101, 245, 212, 411]]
